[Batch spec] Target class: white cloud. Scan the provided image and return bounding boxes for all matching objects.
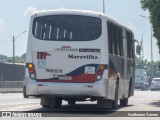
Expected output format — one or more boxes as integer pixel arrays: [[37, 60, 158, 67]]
[[24, 6, 68, 18], [59, 7, 66, 9], [127, 23, 140, 40], [0, 18, 6, 32], [24, 7, 38, 18]]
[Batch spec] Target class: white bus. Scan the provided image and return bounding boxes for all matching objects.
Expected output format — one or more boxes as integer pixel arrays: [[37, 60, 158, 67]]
[[25, 9, 135, 109]]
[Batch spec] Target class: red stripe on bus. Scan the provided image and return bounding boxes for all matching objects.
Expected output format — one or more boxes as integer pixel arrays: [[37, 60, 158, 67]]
[[44, 52, 46, 59], [108, 68, 117, 80], [37, 74, 96, 83]]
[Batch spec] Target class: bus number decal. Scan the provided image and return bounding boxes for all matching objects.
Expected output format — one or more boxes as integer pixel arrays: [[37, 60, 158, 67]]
[[46, 69, 63, 73], [59, 76, 72, 80], [79, 49, 100, 52]]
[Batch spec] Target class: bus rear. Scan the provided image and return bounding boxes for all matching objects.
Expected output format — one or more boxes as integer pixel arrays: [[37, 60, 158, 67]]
[[25, 10, 108, 107]]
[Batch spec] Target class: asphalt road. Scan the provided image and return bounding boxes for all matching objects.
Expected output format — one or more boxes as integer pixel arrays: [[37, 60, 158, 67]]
[[0, 90, 160, 118]]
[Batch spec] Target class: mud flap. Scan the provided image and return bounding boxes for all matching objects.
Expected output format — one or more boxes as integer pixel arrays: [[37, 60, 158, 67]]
[[40, 96, 52, 106], [96, 98, 112, 109]]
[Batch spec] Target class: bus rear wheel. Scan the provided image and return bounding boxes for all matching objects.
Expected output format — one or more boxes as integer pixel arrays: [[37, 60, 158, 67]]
[[68, 100, 76, 105], [52, 98, 62, 108], [23, 86, 29, 98], [120, 98, 128, 106], [42, 105, 51, 108]]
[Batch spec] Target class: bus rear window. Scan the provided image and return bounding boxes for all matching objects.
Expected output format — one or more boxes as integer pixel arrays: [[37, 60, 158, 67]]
[[32, 15, 102, 41]]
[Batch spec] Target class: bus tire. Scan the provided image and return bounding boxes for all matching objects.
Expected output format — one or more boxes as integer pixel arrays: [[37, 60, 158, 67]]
[[52, 98, 62, 108], [112, 82, 119, 109], [42, 105, 51, 108], [128, 78, 132, 97], [68, 100, 76, 105], [141, 87, 145, 91], [23, 86, 29, 98], [120, 98, 128, 106]]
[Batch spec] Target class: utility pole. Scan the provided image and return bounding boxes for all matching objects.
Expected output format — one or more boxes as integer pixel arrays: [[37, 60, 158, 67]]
[[13, 36, 15, 64], [140, 33, 144, 69], [140, 15, 154, 79], [103, 0, 105, 14], [13, 31, 27, 64], [141, 33, 144, 60], [151, 27, 153, 79]]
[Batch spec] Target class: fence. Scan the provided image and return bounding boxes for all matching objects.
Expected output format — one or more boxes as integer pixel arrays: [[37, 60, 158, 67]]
[[0, 81, 23, 93], [0, 63, 25, 93], [0, 63, 25, 81]]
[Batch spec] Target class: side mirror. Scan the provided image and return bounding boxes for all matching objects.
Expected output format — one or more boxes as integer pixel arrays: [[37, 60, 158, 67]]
[[136, 45, 141, 55], [133, 39, 139, 44]]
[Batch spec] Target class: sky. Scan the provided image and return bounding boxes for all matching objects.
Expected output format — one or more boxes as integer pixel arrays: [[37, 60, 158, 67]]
[[0, 0, 159, 61]]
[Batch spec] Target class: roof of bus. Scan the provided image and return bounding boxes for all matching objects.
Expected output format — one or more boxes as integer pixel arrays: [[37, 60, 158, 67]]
[[153, 78, 160, 79], [32, 9, 133, 33], [32, 9, 104, 17]]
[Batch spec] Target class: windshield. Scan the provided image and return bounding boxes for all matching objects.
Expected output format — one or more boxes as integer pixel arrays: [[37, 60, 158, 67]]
[[32, 15, 102, 41]]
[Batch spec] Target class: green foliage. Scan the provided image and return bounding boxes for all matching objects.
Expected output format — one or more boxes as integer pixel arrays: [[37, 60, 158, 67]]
[[0, 54, 7, 62], [0, 54, 26, 63], [141, 0, 160, 53], [136, 56, 160, 78]]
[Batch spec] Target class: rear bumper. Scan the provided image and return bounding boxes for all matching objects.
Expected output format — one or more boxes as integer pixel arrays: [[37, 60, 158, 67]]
[[134, 83, 148, 89], [151, 88, 160, 90], [134, 84, 144, 88], [26, 77, 108, 98], [151, 86, 160, 90]]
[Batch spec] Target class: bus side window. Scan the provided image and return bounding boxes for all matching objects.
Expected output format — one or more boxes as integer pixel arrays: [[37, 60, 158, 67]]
[[130, 33, 133, 58], [116, 26, 124, 57], [132, 35, 134, 58], [120, 29, 124, 56], [114, 25, 117, 55], [113, 24, 120, 56], [113, 24, 117, 55], [115, 25, 120, 56], [126, 31, 133, 58], [126, 31, 130, 58], [107, 21, 113, 54], [111, 23, 115, 55], [107, 21, 124, 56], [116, 26, 119, 55], [119, 27, 123, 56]]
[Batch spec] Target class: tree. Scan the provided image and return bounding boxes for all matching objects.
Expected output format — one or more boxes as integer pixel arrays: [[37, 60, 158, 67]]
[[141, 0, 160, 53], [21, 53, 26, 61], [135, 56, 160, 78], [0, 54, 7, 62]]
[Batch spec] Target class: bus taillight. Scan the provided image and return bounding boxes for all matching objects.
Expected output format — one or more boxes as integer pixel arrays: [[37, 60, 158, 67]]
[[26, 63, 36, 79], [29, 69, 34, 74], [29, 64, 33, 68], [99, 65, 105, 70], [97, 70, 103, 75], [96, 64, 108, 80]]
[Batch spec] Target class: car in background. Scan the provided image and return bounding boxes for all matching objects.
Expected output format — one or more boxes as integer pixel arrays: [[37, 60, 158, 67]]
[[151, 78, 160, 91], [134, 69, 149, 91]]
